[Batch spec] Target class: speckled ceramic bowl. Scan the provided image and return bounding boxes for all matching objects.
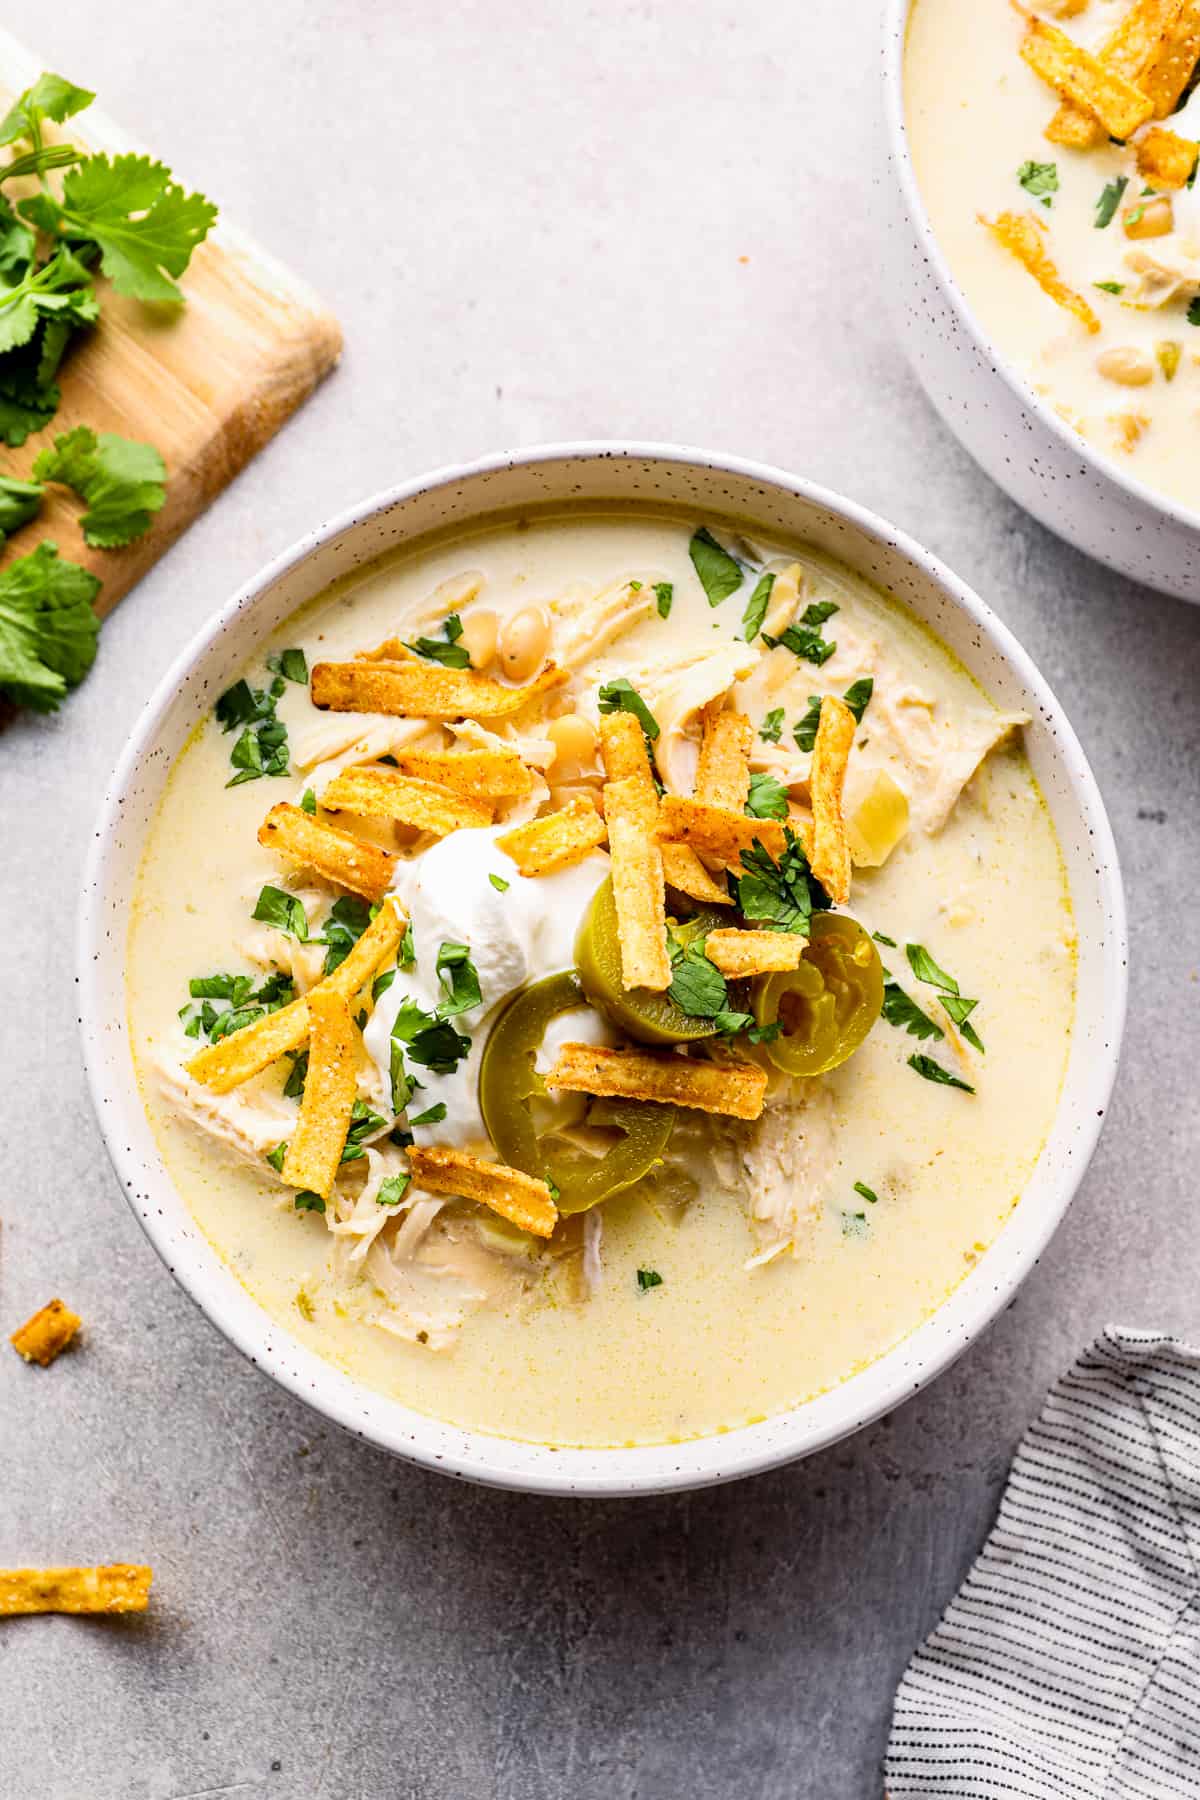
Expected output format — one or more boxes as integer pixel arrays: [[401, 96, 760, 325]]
[[78, 443, 1127, 1496], [883, 0, 1200, 601]]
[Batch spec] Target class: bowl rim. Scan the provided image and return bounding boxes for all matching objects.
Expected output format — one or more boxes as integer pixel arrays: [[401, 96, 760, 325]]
[[882, 0, 1200, 541], [78, 439, 1128, 1496]]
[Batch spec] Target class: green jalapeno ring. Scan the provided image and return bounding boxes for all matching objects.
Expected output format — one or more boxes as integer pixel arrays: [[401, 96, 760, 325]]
[[478, 970, 675, 1215], [751, 912, 883, 1077], [576, 876, 727, 1045]]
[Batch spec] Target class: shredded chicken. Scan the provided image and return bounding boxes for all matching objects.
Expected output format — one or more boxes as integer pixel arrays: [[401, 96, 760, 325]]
[[237, 888, 328, 991], [1122, 246, 1200, 309], [361, 1209, 519, 1350], [553, 575, 657, 672], [582, 1209, 604, 1296], [712, 1081, 836, 1266], [633, 643, 760, 793], [157, 1059, 295, 1169]]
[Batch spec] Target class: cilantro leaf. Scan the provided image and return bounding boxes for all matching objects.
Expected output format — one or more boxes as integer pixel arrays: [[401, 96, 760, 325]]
[[0, 356, 60, 446], [300, 787, 317, 815], [0, 245, 98, 358], [758, 707, 783, 744], [319, 895, 372, 974], [793, 695, 823, 754], [267, 647, 308, 685], [881, 980, 943, 1041], [0, 540, 100, 711], [409, 1102, 448, 1126], [745, 769, 789, 820], [214, 666, 290, 786], [795, 677, 874, 752], [377, 1173, 411, 1208], [28, 153, 217, 304], [435, 940, 482, 1016], [488, 872, 509, 892], [907, 1053, 974, 1094], [732, 829, 828, 935], [636, 1268, 663, 1291], [940, 993, 985, 1053], [688, 526, 743, 606], [905, 943, 959, 993], [597, 677, 660, 740], [0, 72, 94, 147], [294, 1191, 326, 1214], [764, 600, 839, 667], [405, 612, 470, 668], [0, 474, 42, 541], [1095, 174, 1128, 229], [1017, 159, 1058, 206], [653, 581, 673, 619], [33, 425, 166, 547], [283, 1051, 308, 1099], [1095, 280, 1124, 296], [252, 885, 309, 941], [741, 571, 775, 642], [843, 676, 873, 723], [340, 1097, 387, 1162], [872, 931, 897, 948], [667, 943, 729, 1018], [265, 1142, 287, 1174], [406, 1017, 471, 1072]]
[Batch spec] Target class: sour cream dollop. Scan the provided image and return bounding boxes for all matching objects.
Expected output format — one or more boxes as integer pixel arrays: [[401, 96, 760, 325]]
[[363, 825, 611, 1149]]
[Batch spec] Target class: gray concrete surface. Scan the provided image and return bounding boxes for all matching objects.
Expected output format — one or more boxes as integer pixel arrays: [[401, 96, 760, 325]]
[[1, 3, 1197, 1796]]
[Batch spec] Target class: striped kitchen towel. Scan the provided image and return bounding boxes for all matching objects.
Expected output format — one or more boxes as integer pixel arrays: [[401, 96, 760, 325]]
[[886, 1328, 1200, 1798]]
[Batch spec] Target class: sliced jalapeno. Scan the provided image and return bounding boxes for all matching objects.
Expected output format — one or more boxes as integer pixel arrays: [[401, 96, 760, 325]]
[[751, 913, 882, 1077], [576, 876, 726, 1045]]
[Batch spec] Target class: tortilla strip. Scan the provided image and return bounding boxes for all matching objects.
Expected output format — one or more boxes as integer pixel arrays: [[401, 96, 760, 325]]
[[311, 659, 566, 720], [1045, 0, 1182, 145], [545, 1043, 767, 1121], [280, 991, 358, 1199], [809, 694, 854, 906], [0, 1565, 153, 1616], [981, 212, 1101, 334], [258, 802, 396, 902], [9, 1299, 81, 1367], [1136, 121, 1200, 185], [1021, 16, 1154, 139], [1139, 0, 1200, 114], [496, 797, 607, 876], [322, 766, 492, 834], [660, 842, 732, 904], [605, 777, 671, 991], [187, 898, 405, 1094], [656, 794, 788, 871], [599, 712, 652, 783], [704, 929, 805, 977], [694, 708, 753, 811], [392, 747, 533, 799], [406, 1145, 558, 1238]]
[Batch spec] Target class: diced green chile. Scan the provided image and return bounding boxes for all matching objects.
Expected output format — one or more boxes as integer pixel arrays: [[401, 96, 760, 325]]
[[750, 913, 882, 1076], [478, 970, 675, 1214]]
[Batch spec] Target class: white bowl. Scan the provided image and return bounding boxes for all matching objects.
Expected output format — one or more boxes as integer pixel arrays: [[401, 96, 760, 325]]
[[78, 443, 1127, 1496], [882, 0, 1200, 602]]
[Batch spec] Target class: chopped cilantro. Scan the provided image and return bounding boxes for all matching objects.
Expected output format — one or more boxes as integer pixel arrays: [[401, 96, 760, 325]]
[[907, 1053, 974, 1094], [732, 829, 830, 935], [1094, 174, 1128, 229], [266, 646, 308, 685], [340, 1098, 387, 1162], [252, 884, 309, 941], [763, 599, 838, 667], [215, 664, 290, 788], [435, 940, 482, 1016], [746, 1019, 782, 1044], [318, 895, 372, 974], [842, 676, 873, 724], [688, 526, 743, 606], [377, 1173, 411, 1208], [409, 1102, 448, 1126], [741, 571, 775, 642], [597, 676, 660, 740], [636, 1268, 663, 1291], [488, 872, 510, 892], [667, 940, 729, 1018], [905, 943, 958, 992], [881, 981, 943, 1041], [405, 612, 470, 668], [1017, 159, 1058, 206], [294, 1190, 326, 1214], [1094, 280, 1124, 295], [758, 707, 784, 745], [265, 1142, 287, 1174], [853, 1180, 879, 1205], [793, 695, 823, 754], [398, 921, 416, 970], [300, 786, 317, 815], [745, 769, 789, 820], [653, 580, 674, 619], [872, 931, 897, 948], [282, 1050, 308, 1100]]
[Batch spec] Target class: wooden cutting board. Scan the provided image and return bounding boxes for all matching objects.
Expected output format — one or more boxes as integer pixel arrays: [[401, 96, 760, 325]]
[[0, 29, 342, 616]]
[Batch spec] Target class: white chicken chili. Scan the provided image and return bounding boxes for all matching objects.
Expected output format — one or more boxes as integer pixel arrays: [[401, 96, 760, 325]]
[[128, 509, 1075, 1448]]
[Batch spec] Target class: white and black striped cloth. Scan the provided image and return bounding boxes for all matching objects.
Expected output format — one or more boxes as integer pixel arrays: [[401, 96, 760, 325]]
[[886, 1329, 1200, 1798]]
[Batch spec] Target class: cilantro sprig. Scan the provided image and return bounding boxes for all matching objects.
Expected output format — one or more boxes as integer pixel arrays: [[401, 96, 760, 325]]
[[405, 612, 470, 669], [763, 599, 839, 666], [905, 942, 985, 1053], [597, 677, 660, 741], [215, 660, 297, 788], [732, 829, 831, 936], [689, 526, 744, 606], [0, 540, 99, 710]]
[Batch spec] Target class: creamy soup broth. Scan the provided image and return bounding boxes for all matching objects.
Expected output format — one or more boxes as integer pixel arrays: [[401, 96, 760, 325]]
[[128, 509, 1075, 1449]]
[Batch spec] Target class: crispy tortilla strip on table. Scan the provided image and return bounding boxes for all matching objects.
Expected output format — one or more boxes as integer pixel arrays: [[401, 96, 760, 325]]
[[311, 659, 566, 720], [187, 898, 405, 1094], [704, 929, 805, 978], [392, 746, 533, 799], [809, 694, 855, 907], [981, 212, 1101, 334], [660, 842, 732, 904], [0, 1565, 152, 1616], [258, 802, 396, 902], [322, 766, 492, 834], [546, 1043, 767, 1121], [1021, 16, 1155, 140], [406, 1145, 558, 1238], [1136, 122, 1200, 185], [496, 796, 607, 876], [9, 1299, 81, 1367], [694, 707, 753, 811], [605, 777, 672, 992], [280, 990, 358, 1199], [656, 794, 788, 872], [1045, 0, 1181, 145]]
